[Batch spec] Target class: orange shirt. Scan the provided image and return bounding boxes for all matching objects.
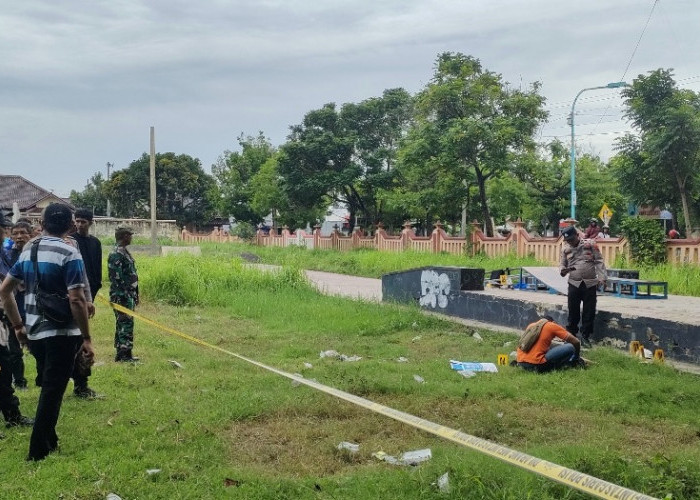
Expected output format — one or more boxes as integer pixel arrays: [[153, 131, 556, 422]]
[[517, 321, 570, 365]]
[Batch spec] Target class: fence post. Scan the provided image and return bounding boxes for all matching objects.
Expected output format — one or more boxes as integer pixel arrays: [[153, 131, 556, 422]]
[[512, 218, 526, 258], [376, 222, 385, 251], [432, 221, 444, 253], [352, 225, 362, 249], [401, 221, 413, 250], [470, 220, 482, 256], [313, 224, 321, 249], [331, 224, 340, 250]]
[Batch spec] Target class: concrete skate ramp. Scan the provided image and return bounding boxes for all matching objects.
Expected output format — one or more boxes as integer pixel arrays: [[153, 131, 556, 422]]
[[522, 267, 568, 295]]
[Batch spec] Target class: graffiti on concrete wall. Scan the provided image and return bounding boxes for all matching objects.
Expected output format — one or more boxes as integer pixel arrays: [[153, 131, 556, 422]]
[[419, 270, 451, 308]]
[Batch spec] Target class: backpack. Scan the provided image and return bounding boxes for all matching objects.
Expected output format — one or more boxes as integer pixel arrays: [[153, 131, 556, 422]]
[[518, 319, 548, 353]]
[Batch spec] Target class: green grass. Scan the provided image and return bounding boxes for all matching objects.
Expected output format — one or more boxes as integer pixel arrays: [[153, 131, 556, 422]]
[[199, 241, 700, 296], [200, 241, 543, 279], [3, 253, 699, 499]]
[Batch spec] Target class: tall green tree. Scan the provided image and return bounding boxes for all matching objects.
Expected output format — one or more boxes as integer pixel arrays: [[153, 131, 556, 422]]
[[391, 124, 473, 232], [69, 172, 109, 215], [212, 132, 276, 225], [614, 69, 700, 235], [106, 152, 216, 227], [278, 89, 413, 230], [407, 52, 547, 236]]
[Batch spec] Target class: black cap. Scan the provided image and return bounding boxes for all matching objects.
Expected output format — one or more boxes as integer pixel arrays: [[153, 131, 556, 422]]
[[562, 226, 578, 241]]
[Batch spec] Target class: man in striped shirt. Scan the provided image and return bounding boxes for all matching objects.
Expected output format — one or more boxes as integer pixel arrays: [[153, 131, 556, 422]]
[[0, 203, 94, 461]]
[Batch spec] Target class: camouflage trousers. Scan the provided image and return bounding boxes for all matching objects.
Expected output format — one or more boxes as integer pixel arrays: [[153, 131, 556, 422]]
[[112, 296, 135, 350]]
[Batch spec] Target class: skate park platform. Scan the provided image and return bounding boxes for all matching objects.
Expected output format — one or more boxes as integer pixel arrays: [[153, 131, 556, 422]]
[[382, 266, 700, 365]]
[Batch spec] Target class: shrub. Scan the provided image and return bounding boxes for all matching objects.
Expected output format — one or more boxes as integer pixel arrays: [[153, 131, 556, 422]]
[[620, 216, 666, 266], [231, 222, 257, 241]]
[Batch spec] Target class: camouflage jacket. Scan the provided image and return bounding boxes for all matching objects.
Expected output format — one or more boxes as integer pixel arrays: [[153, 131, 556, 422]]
[[108, 245, 139, 302]]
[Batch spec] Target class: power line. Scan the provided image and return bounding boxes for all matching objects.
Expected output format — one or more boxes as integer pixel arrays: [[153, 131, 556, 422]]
[[620, 0, 660, 82], [590, 0, 660, 134]]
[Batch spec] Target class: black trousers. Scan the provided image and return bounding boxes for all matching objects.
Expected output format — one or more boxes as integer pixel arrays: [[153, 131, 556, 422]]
[[28, 336, 82, 460], [567, 282, 598, 340], [0, 345, 21, 422], [7, 327, 27, 387]]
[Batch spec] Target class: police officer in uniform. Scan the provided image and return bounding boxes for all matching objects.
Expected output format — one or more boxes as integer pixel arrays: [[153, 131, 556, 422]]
[[559, 225, 606, 348]]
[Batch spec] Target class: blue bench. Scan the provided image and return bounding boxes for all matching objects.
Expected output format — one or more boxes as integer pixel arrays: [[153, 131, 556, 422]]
[[606, 277, 668, 299]]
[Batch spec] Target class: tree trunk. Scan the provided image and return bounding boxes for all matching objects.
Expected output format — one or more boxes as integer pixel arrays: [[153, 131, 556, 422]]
[[475, 167, 493, 236], [673, 169, 693, 236]]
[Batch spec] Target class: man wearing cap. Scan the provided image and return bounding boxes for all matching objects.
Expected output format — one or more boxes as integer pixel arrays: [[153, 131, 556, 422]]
[[108, 226, 139, 362], [0, 203, 93, 460], [560, 225, 606, 348]]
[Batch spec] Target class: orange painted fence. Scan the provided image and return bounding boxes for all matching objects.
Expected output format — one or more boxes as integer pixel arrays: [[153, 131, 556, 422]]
[[185, 221, 700, 267]]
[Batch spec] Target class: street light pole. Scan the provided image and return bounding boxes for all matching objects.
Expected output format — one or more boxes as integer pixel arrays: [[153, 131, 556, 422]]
[[569, 81, 627, 220]]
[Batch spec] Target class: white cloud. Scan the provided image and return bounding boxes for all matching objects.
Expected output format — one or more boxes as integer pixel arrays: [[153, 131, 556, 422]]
[[1, 0, 699, 195]]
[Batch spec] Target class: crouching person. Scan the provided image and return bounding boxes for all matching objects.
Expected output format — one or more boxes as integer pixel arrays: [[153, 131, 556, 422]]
[[517, 317, 582, 373]]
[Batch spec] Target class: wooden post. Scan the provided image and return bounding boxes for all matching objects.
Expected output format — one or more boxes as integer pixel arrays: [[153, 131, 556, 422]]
[[149, 127, 157, 248]]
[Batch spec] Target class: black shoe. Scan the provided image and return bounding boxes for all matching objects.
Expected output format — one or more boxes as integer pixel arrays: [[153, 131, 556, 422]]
[[579, 337, 592, 349], [115, 350, 139, 363], [6, 415, 34, 428], [74, 387, 102, 399]]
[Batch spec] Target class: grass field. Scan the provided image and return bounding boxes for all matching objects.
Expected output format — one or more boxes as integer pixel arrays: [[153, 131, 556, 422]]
[[199, 241, 700, 297], [3, 250, 699, 499]]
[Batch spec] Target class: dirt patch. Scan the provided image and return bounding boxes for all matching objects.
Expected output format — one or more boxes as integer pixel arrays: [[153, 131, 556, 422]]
[[225, 405, 436, 477]]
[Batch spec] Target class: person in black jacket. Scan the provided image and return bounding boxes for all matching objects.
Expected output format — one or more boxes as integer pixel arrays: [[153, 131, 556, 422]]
[[69, 208, 103, 399]]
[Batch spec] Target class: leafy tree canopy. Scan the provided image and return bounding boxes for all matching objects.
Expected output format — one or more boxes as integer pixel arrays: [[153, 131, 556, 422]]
[[613, 68, 700, 235], [406, 52, 547, 236], [106, 152, 216, 227], [69, 172, 109, 216], [212, 132, 276, 225]]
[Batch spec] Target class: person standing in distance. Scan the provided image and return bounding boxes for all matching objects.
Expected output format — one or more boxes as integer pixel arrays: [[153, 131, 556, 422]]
[[70, 209, 102, 398], [559, 225, 606, 348], [0, 217, 34, 429], [0, 203, 94, 460], [109, 226, 139, 362], [7, 222, 33, 390]]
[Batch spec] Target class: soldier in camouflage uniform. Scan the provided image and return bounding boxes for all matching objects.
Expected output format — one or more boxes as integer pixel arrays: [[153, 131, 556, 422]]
[[108, 226, 139, 362]]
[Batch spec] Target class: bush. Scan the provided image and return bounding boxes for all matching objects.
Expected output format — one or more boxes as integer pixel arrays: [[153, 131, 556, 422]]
[[620, 216, 667, 266], [231, 222, 257, 241]]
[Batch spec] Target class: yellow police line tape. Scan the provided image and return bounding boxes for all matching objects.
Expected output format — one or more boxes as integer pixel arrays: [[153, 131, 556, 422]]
[[97, 295, 657, 500]]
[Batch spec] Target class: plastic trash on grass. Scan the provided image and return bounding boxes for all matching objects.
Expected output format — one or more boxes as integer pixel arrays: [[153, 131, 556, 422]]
[[372, 448, 432, 466], [337, 441, 360, 453], [449, 360, 498, 373]]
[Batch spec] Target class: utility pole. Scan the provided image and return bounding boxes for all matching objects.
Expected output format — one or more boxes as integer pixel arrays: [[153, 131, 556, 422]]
[[106, 162, 112, 217], [149, 127, 157, 247]]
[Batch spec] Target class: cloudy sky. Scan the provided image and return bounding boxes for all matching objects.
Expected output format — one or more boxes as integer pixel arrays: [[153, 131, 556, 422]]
[[2, 0, 698, 197]]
